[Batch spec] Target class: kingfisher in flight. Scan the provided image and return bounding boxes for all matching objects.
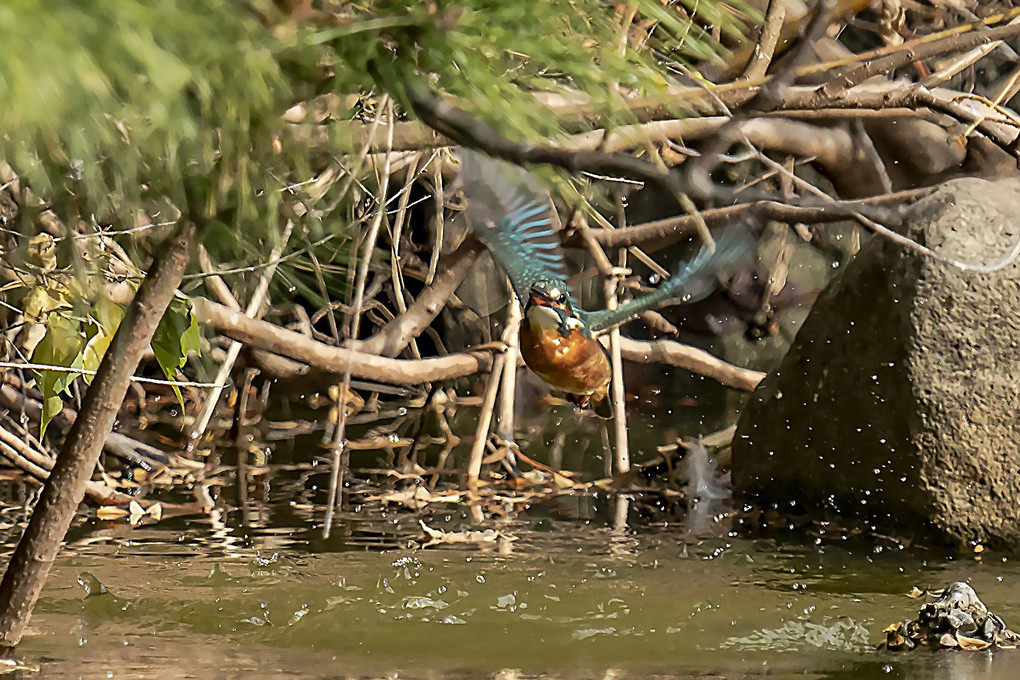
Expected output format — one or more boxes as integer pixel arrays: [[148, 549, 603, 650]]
[[459, 150, 752, 410]]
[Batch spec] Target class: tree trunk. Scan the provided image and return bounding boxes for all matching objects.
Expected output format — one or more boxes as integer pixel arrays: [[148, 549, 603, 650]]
[[0, 221, 195, 654]]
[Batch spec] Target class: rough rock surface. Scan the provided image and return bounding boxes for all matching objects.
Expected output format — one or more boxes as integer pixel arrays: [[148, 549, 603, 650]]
[[733, 178, 1020, 547]]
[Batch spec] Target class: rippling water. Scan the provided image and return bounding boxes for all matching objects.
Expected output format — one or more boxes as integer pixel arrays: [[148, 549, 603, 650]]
[[2, 501, 1016, 680], [1, 388, 1017, 680]]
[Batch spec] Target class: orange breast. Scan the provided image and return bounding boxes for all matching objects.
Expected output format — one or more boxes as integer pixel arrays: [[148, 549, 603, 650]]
[[519, 322, 612, 397]]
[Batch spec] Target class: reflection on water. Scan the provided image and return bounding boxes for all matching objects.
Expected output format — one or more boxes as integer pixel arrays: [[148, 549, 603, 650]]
[[0, 504, 1016, 680], [0, 391, 1016, 680]]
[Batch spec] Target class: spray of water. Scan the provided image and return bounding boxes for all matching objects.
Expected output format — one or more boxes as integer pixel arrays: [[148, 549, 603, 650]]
[[683, 441, 731, 534]]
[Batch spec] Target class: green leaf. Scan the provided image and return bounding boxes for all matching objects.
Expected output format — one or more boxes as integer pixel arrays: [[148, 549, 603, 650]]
[[150, 295, 200, 407], [31, 313, 88, 436], [82, 295, 126, 384]]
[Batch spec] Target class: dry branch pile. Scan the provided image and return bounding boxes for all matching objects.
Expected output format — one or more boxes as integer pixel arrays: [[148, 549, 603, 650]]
[[1, 0, 1019, 522]]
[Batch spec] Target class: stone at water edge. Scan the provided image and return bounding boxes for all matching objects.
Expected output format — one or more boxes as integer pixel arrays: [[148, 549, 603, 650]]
[[731, 177, 1020, 547]]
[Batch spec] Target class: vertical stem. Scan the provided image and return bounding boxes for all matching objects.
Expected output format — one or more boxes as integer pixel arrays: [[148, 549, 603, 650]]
[[576, 207, 630, 473], [613, 494, 630, 532], [233, 367, 257, 526], [323, 97, 394, 538], [0, 221, 194, 653], [466, 354, 505, 492], [549, 431, 566, 470], [496, 295, 521, 444], [608, 196, 631, 474], [605, 277, 630, 474]]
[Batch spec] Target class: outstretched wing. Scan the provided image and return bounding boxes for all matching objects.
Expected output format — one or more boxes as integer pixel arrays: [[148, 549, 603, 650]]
[[459, 149, 570, 302], [584, 227, 755, 333]]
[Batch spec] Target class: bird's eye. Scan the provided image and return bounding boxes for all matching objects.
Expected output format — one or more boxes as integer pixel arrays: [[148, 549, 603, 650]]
[[557, 292, 567, 304]]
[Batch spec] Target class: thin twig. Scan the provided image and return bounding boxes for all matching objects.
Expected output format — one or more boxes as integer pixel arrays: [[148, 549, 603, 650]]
[[387, 153, 425, 359], [741, 0, 787, 81], [820, 10, 1020, 97], [324, 96, 395, 538], [751, 147, 1020, 273], [496, 294, 522, 463], [583, 188, 933, 249], [425, 158, 446, 286], [0, 361, 222, 389], [189, 219, 295, 442], [467, 354, 505, 492]]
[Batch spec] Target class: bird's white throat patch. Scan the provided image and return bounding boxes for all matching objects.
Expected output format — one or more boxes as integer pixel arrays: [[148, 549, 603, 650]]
[[526, 305, 563, 330], [526, 305, 585, 332]]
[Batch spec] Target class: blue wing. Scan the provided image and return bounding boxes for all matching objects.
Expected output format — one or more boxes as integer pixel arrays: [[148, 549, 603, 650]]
[[459, 149, 570, 302], [584, 227, 755, 333]]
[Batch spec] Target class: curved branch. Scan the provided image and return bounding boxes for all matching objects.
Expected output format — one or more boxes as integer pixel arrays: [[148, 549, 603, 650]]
[[357, 237, 484, 357], [403, 85, 692, 196], [616, 337, 764, 391], [193, 297, 493, 385]]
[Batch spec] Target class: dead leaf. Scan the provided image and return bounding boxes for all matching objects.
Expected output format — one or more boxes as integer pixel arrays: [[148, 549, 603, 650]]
[[419, 520, 517, 548], [366, 486, 461, 510], [129, 500, 145, 524], [957, 634, 992, 651], [552, 473, 575, 489], [96, 506, 129, 521]]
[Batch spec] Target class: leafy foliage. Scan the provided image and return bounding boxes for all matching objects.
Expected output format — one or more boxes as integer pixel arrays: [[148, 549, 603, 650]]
[[1, 1, 746, 219], [150, 296, 202, 407], [329, 0, 748, 140], [0, 1, 300, 226], [30, 313, 88, 437], [26, 279, 200, 435]]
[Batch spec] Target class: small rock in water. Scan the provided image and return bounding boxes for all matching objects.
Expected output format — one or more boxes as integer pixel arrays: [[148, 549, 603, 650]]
[[882, 582, 1019, 651]]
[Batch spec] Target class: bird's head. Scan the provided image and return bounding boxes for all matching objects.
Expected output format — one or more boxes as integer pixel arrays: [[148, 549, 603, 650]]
[[528, 280, 569, 311]]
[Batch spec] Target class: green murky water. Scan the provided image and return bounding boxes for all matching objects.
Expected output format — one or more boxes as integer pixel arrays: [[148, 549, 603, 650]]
[[4, 505, 1019, 680], [1, 385, 1017, 679]]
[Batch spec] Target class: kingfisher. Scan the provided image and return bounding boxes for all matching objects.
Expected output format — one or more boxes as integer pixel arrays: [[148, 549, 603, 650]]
[[459, 150, 752, 410]]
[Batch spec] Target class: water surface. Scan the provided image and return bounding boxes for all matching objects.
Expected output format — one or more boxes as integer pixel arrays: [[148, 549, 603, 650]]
[[7, 504, 1018, 680]]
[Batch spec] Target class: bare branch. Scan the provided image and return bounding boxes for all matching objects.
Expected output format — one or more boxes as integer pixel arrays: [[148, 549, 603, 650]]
[[580, 188, 934, 250], [193, 297, 494, 385], [616, 337, 764, 391], [403, 85, 692, 197]]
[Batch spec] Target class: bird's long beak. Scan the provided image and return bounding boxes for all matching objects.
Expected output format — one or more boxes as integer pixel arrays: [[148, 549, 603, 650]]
[[532, 295, 561, 309], [530, 291, 567, 311]]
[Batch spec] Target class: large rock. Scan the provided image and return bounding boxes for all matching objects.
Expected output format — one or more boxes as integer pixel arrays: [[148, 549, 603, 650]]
[[733, 178, 1020, 548]]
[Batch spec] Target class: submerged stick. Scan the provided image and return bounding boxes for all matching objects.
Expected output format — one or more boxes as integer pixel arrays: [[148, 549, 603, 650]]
[[0, 220, 194, 654]]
